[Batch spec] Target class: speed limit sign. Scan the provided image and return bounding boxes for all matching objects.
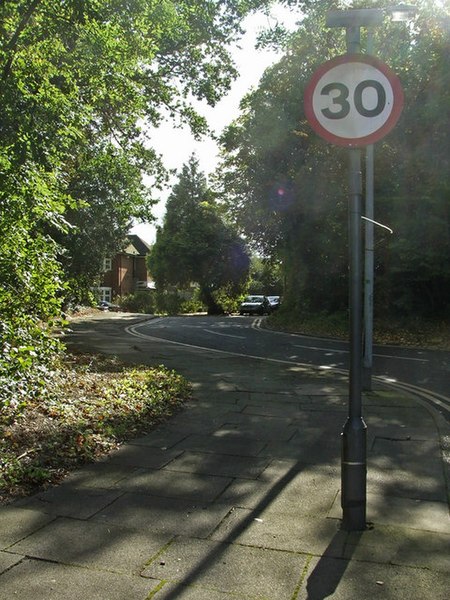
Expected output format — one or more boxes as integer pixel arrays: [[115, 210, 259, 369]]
[[304, 54, 404, 146]]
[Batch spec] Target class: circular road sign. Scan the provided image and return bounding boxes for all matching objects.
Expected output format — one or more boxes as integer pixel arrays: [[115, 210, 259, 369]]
[[304, 54, 404, 147]]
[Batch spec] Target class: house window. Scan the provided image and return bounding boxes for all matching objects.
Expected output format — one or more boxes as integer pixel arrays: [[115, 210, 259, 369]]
[[96, 287, 112, 303], [103, 258, 112, 272]]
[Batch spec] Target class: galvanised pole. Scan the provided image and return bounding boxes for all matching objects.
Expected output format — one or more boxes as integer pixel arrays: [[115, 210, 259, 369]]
[[363, 29, 375, 392], [341, 24, 367, 532]]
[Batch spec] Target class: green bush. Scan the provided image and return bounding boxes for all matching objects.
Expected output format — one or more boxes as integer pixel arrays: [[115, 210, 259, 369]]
[[117, 291, 156, 314], [179, 296, 204, 314], [154, 290, 183, 315], [0, 317, 63, 412], [154, 288, 205, 315]]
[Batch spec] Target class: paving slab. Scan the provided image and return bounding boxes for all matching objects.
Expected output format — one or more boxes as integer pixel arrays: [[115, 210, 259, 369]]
[[212, 422, 296, 442], [372, 434, 442, 455], [131, 430, 190, 448], [330, 491, 450, 533], [344, 524, 450, 571], [116, 468, 232, 501], [211, 507, 343, 555], [171, 433, 267, 457], [300, 554, 450, 600], [14, 485, 123, 519], [0, 550, 23, 575], [364, 405, 435, 428], [218, 462, 340, 511], [92, 492, 233, 538], [62, 462, 142, 489], [107, 444, 183, 468], [163, 450, 271, 479], [0, 506, 55, 548], [366, 465, 447, 502], [141, 536, 308, 600], [0, 558, 154, 600], [146, 580, 256, 599], [8, 516, 170, 573], [260, 437, 341, 463]]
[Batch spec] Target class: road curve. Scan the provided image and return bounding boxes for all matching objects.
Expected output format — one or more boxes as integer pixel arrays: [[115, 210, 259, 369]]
[[126, 315, 450, 421]]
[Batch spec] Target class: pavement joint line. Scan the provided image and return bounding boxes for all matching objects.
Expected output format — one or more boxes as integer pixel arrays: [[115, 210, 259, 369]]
[[141, 537, 177, 569], [144, 579, 167, 599], [290, 554, 314, 600], [85, 489, 128, 520], [4, 514, 60, 551]]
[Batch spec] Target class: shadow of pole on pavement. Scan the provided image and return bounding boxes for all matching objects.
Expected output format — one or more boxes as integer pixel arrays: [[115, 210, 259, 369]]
[[148, 460, 308, 600], [305, 530, 363, 600]]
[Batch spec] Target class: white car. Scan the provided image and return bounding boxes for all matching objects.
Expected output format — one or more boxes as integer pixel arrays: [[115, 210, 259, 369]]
[[239, 295, 271, 315]]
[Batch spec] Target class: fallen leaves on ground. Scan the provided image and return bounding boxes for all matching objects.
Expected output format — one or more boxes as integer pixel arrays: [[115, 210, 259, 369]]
[[0, 352, 191, 504]]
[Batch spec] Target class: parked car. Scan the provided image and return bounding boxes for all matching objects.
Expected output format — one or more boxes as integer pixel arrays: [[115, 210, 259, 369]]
[[98, 300, 120, 312], [267, 295, 281, 311], [239, 295, 271, 315]]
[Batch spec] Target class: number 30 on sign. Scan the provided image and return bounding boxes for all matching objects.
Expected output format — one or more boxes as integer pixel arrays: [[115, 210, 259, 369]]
[[304, 54, 404, 147]]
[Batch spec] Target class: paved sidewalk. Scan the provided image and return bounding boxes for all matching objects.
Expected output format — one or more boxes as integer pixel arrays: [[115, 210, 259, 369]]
[[1, 319, 449, 599]]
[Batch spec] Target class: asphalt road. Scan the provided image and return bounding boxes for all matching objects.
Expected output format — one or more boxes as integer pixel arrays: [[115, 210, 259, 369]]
[[124, 314, 450, 418]]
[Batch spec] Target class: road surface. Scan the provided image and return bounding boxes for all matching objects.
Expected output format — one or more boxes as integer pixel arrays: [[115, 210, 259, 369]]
[[122, 314, 449, 420]]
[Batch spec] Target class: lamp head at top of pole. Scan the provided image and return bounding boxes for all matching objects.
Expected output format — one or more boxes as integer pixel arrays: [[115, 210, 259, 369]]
[[389, 4, 417, 22], [326, 5, 417, 29], [326, 8, 384, 29]]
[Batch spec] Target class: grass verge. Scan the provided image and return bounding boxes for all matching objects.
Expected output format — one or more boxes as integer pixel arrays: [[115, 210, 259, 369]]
[[267, 310, 450, 350], [0, 352, 191, 504]]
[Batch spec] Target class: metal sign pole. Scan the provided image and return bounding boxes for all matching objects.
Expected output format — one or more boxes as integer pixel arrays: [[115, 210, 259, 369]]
[[306, 8, 408, 531], [363, 29, 375, 392], [341, 145, 367, 530], [341, 24, 367, 532]]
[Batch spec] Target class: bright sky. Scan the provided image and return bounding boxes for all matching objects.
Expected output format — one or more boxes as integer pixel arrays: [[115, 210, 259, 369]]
[[131, 3, 302, 243]]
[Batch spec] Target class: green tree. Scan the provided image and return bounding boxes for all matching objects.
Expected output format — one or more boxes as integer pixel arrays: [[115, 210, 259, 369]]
[[53, 140, 158, 303], [248, 256, 283, 295], [1, 0, 293, 408], [217, 1, 349, 314], [375, 0, 450, 318], [217, 0, 450, 320], [149, 156, 250, 314]]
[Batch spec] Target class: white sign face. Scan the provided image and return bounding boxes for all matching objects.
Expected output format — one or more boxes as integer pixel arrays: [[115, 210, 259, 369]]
[[304, 55, 404, 147]]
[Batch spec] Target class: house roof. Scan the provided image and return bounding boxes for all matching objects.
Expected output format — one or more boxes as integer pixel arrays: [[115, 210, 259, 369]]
[[124, 234, 152, 256]]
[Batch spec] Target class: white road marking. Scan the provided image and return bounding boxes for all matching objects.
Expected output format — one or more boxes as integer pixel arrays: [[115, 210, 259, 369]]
[[292, 344, 428, 362], [126, 323, 314, 368], [202, 329, 245, 340]]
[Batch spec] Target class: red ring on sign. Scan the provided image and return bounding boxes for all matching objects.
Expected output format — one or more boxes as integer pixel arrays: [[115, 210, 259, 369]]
[[304, 54, 404, 147]]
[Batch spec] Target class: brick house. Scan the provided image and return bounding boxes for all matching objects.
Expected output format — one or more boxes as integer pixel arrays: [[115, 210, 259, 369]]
[[96, 234, 153, 302]]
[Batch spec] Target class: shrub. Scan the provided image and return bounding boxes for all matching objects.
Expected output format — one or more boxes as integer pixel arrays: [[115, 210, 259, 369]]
[[117, 291, 156, 314]]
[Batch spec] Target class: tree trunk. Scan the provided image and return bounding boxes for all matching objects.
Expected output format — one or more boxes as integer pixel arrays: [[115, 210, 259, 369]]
[[200, 285, 223, 315]]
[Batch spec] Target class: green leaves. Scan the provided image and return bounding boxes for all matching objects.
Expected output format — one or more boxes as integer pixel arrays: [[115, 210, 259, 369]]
[[2, 0, 276, 409], [217, 0, 450, 319], [149, 156, 250, 313]]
